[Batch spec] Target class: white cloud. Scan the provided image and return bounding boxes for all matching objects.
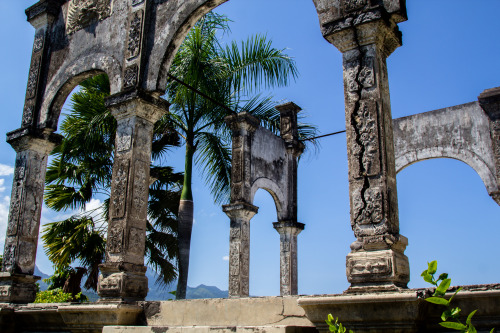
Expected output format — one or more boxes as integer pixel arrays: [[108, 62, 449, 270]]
[[222, 255, 229, 261], [0, 179, 6, 193], [0, 164, 14, 176], [0, 196, 11, 250]]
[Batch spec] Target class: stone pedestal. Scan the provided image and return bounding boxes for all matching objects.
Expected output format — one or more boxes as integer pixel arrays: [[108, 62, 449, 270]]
[[97, 89, 168, 302], [273, 221, 304, 296], [346, 235, 409, 292], [222, 202, 258, 298], [1, 130, 61, 303], [322, 4, 409, 291]]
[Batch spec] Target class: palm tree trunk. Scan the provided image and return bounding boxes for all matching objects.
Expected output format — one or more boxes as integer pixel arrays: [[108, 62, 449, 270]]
[[176, 143, 195, 299]]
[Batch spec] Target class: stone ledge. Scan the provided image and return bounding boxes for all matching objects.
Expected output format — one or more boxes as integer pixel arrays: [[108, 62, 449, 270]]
[[103, 325, 318, 333], [0, 302, 142, 333], [298, 285, 500, 333]]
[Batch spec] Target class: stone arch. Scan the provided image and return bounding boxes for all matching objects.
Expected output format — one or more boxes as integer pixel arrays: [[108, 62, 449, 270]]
[[250, 177, 286, 221], [147, 0, 228, 92], [396, 149, 499, 196], [40, 53, 122, 130]]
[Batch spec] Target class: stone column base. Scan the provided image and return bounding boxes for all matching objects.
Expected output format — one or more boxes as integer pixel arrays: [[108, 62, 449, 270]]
[[0, 272, 39, 303], [345, 235, 409, 293], [97, 263, 148, 303]]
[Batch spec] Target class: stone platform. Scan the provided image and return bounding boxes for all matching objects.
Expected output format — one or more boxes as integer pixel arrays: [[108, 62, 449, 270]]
[[2, 286, 500, 332]]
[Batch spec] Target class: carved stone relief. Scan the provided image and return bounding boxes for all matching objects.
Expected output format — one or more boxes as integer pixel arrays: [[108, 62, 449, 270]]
[[3, 243, 16, 272], [22, 105, 34, 127], [66, 0, 113, 35], [128, 227, 144, 254], [111, 160, 129, 218], [107, 225, 124, 253], [124, 64, 139, 88], [132, 161, 148, 218], [126, 10, 143, 60], [342, 0, 367, 12], [229, 242, 240, 276], [116, 120, 133, 152], [350, 100, 380, 178], [7, 186, 23, 236], [0, 286, 11, 298], [18, 241, 36, 269], [99, 273, 122, 293], [349, 257, 391, 277], [232, 150, 243, 183], [33, 31, 45, 53], [345, 57, 375, 93], [353, 187, 384, 226], [26, 55, 41, 100]]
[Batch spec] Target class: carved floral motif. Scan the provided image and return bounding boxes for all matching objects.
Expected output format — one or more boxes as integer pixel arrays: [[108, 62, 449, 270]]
[[22, 105, 34, 127], [127, 10, 143, 60], [107, 225, 123, 253], [124, 64, 139, 88], [128, 227, 144, 253], [343, 0, 367, 12], [26, 56, 41, 100], [3, 243, 16, 272], [66, 0, 113, 35], [132, 161, 148, 218], [111, 160, 129, 218], [33, 32, 44, 53], [132, 0, 144, 5], [353, 187, 383, 226]]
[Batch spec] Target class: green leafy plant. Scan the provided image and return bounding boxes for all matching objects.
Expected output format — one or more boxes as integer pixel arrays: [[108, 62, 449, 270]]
[[421, 260, 494, 333], [325, 314, 353, 333], [34, 288, 86, 303]]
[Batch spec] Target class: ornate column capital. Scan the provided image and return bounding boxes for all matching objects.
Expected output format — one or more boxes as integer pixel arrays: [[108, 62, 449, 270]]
[[6, 128, 62, 155], [273, 221, 305, 236], [327, 19, 402, 56], [275, 102, 305, 156], [222, 202, 259, 220], [479, 86, 500, 121], [105, 89, 169, 124], [25, 0, 65, 28], [224, 112, 260, 135]]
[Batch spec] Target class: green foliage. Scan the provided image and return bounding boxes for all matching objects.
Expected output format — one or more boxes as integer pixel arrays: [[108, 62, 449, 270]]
[[34, 288, 87, 303], [421, 260, 495, 333], [43, 74, 182, 290], [325, 314, 354, 333]]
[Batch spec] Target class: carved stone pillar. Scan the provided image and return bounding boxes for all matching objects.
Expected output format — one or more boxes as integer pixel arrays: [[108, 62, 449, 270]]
[[478, 87, 500, 205], [97, 90, 167, 302], [0, 130, 61, 303], [273, 221, 304, 296], [222, 202, 258, 298], [321, 1, 409, 292]]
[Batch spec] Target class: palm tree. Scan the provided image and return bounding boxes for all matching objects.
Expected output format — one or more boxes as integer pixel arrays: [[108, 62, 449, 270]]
[[164, 13, 316, 299], [43, 74, 183, 290]]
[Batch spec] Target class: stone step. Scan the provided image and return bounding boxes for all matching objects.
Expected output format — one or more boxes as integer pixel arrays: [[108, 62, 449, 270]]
[[103, 325, 318, 333], [140, 296, 315, 328]]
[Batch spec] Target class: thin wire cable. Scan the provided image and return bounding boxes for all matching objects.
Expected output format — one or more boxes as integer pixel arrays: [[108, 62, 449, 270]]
[[168, 74, 346, 141]]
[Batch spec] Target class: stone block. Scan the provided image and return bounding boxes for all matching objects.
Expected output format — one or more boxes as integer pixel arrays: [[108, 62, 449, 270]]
[[0, 272, 39, 304], [346, 248, 409, 292]]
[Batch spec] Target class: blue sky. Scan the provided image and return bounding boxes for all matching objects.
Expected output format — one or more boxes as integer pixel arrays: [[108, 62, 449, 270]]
[[0, 0, 499, 296]]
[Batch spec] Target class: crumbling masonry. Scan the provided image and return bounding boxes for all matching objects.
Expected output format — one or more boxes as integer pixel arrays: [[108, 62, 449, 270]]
[[0, 0, 499, 323]]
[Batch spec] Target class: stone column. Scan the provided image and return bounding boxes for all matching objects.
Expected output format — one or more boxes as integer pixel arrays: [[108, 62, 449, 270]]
[[222, 202, 258, 298], [0, 130, 61, 303], [322, 2, 409, 292], [97, 90, 167, 302], [478, 87, 500, 205], [273, 221, 304, 296]]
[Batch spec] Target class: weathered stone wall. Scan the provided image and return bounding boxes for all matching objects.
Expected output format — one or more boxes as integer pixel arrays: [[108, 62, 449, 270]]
[[393, 101, 499, 203]]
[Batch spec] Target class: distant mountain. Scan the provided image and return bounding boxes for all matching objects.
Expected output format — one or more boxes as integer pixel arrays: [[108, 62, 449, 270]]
[[34, 265, 50, 291], [34, 265, 228, 300], [186, 284, 228, 299]]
